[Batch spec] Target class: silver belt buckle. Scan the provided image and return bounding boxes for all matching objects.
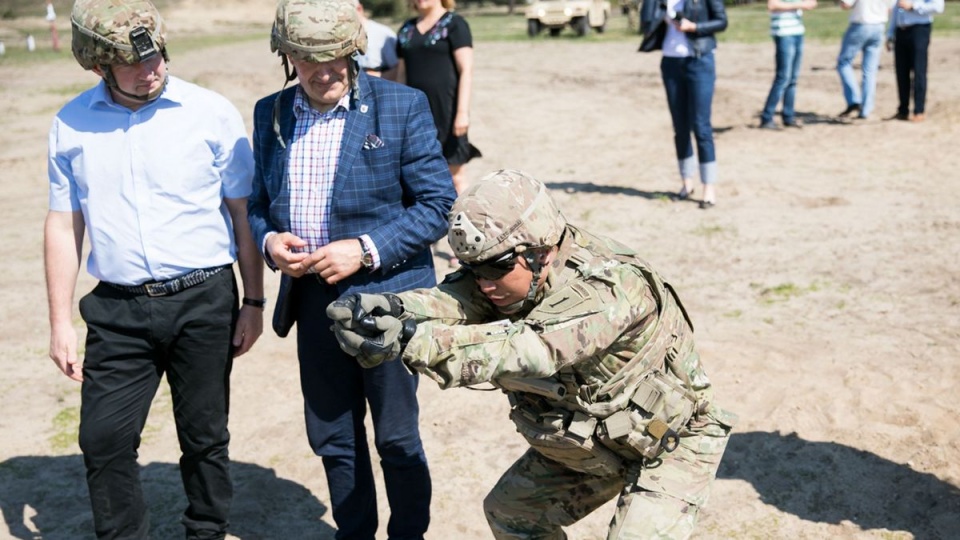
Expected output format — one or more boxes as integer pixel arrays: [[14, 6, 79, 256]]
[[145, 283, 167, 297]]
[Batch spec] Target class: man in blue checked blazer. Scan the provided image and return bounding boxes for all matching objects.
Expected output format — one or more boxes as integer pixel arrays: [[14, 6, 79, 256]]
[[247, 1, 456, 537]]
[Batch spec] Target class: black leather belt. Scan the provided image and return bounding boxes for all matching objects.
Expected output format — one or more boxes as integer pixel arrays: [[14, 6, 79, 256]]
[[106, 265, 230, 297]]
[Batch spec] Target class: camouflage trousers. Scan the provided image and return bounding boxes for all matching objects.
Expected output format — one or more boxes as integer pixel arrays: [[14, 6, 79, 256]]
[[483, 408, 733, 540]]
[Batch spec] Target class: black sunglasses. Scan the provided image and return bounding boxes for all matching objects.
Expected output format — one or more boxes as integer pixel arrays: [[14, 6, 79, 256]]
[[459, 251, 519, 280]]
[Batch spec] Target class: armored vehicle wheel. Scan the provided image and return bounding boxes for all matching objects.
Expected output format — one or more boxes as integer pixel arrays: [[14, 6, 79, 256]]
[[575, 16, 589, 36], [527, 19, 541, 37], [549, 27, 562, 37]]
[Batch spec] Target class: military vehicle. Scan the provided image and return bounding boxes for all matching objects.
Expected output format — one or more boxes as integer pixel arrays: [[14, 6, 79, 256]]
[[525, 0, 611, 37]]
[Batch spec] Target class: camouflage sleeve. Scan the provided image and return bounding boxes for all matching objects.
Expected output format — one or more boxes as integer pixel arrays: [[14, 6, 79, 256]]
[[401, 265, 659, 389], [398, 270, 498, 325]]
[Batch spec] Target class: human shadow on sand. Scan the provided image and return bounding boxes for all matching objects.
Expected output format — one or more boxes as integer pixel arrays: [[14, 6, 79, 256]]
[[0, 455, 335, 539], [718, 431, 960, 539], [545, 181, 675, 201]]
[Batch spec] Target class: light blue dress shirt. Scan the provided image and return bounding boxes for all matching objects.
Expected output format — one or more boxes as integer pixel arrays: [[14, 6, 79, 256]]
[[888, 0, 945, 38], [48, 75, 254, 285]]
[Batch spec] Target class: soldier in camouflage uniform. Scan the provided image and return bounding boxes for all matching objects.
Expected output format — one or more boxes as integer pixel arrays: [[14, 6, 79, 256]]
[[46, 0, 264, 538], [328, 169, 736, 539]]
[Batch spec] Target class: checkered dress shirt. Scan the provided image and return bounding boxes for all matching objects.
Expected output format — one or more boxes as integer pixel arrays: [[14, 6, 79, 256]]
[[288, 88, 350, 253]]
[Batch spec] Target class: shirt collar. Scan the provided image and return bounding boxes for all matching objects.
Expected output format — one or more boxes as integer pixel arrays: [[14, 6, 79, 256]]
[[293, 86, 353, 120]]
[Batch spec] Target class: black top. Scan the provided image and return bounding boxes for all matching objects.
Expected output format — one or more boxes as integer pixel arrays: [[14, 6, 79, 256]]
[[398, 12, 481, 165]]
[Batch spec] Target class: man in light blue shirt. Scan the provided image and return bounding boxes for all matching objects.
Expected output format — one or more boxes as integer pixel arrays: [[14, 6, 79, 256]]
[[885, 0, 945, 121], [44, 0, 263, 538]]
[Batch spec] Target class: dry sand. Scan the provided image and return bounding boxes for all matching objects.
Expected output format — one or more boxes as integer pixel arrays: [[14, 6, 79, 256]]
[[1, 3, 959, 539]]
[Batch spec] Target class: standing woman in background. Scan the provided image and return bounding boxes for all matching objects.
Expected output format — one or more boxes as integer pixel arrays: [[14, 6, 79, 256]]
[[397, 0, 481, 194], [641, 0, 727, 209]]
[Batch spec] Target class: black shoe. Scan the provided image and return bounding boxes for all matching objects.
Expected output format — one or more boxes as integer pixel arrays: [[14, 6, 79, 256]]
[[783, 119, 803, 128], [838, 104, 861, 118], [759, 120, 779, 130], [699, 200, 715, 210], [886, 111, 909, 121]]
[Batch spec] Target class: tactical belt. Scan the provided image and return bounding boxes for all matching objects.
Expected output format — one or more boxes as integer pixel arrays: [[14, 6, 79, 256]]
[[106, 265, 230, 297]]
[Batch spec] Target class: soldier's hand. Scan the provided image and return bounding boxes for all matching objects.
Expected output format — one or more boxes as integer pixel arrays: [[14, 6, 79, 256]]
[[332, 314, 412, 369]]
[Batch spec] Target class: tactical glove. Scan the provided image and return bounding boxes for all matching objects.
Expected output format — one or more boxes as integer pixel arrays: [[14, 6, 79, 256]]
[[327, 292, 404, 331], [327, 293, 416, 368]]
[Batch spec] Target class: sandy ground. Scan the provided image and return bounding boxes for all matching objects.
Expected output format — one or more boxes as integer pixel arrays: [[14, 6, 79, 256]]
[[1, 3, 959, 539]]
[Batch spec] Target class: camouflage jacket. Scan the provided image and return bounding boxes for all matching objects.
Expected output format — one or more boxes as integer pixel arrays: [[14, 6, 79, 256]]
[[399, 224, 716, 412]]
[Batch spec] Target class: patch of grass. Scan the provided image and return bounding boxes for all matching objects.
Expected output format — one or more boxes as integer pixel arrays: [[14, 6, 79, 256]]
[[723, 309, 743, 318], [49, 405, 80, 453], [760, 282, 803, 303]]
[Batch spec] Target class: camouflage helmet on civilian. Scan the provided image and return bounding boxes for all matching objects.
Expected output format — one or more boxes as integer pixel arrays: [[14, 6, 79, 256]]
[[271, 0, 368, 63], [449, 169, 567, 264], [71, 0, 167, 70]]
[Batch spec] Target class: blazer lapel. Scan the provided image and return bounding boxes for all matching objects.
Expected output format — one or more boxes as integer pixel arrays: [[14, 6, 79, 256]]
[[274, 87, 297, 233], [331, 75, 373, 204]]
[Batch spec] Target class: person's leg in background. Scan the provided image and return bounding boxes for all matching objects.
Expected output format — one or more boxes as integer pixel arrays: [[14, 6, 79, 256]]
[[760, 35, 792, 128], [910, 23, 931, 118], [688, 53, 718, 207], [858, 24, 884, 119], [661, 56, 696, 199], [894, 26, 913, 119], [837, 23, 867, 117], [781, 34, 804, 127], [450, 164, 468, 195]]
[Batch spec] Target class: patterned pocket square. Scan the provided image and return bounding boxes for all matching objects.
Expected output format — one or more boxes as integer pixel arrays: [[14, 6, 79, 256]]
[[363, 134, 385, 150]]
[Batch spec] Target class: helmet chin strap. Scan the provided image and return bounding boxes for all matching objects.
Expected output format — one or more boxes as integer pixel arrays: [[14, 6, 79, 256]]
[[101, 61, 168, 103], [496, 252, 544, 315]]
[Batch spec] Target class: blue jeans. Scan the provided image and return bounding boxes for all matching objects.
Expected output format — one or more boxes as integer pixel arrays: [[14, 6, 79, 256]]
[[297, 278, 432, 540], [761, 34, 804, 124], [837, 23, 884, 118], [660, 53, 717, 178]]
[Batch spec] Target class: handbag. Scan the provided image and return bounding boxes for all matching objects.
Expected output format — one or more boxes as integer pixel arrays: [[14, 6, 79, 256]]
[[638, 19, 666, 52]]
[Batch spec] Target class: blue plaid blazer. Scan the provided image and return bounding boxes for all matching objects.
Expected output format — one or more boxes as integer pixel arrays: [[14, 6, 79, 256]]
[[248, 72, 456, 336]]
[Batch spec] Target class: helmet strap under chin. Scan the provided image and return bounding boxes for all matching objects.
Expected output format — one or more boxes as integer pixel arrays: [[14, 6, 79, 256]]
[[497, 251, 544, 315], [101, 56, 169, 103], [524, 252, 543, 304]]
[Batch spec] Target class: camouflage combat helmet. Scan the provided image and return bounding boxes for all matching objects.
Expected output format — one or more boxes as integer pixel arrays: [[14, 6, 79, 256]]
[[271, 0, 368, 63], [71, 0, 167, 70], [449, 169, 566, 264]]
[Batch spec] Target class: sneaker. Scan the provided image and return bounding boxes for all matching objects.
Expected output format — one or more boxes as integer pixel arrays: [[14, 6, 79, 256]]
[[783, 119, 803, 128], [759, 120, 779, 130], [838, 104, 861, 118]]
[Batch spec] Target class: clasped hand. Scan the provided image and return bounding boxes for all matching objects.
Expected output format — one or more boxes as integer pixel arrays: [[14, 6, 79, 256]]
[[326, 293, 416, 369]]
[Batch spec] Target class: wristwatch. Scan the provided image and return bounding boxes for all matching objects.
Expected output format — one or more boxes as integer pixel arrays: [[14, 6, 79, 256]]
[[359, 238, 374, 270]]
